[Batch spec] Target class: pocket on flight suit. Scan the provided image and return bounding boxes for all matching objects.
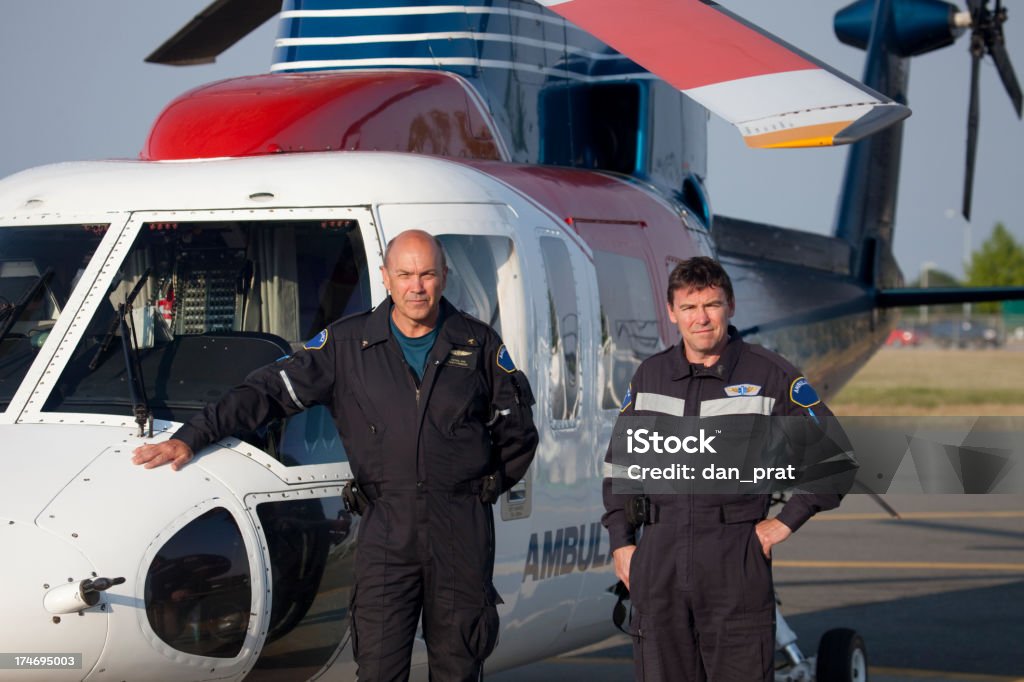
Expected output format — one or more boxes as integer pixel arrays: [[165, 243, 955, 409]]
[[742, 524, 775, 615], [627, 532, 651, 611], [713, 525, 774, 682], [444, 389, 484, 436], [466, 583, 504, 661], [338, 388, 388, 459]]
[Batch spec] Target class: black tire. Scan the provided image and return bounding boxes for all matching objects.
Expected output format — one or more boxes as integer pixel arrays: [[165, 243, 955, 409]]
[[816, 628, 868, 682]]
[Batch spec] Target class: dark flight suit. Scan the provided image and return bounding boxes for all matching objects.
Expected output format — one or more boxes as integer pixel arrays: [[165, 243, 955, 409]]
[[602, 327, 840, 682], [175, 298, 538, 681]]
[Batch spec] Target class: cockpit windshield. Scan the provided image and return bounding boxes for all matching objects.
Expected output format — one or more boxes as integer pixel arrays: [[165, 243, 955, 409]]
[[0, 224, 107, 413], [44, 219, 371, 423]]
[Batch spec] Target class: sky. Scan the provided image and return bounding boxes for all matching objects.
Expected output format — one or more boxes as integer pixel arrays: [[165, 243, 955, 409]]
[[1, 1, 1022, 282]]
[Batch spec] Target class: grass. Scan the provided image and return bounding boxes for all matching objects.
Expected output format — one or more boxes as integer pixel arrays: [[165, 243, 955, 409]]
[[830, 347, 1024, 415]]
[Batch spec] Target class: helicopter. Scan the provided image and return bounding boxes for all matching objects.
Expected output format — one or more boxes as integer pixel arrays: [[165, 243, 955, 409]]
[[1, 1, 1022, 681]]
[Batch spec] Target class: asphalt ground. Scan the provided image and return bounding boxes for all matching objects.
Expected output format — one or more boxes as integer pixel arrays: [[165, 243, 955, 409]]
[[489, 494, 1024, 682]]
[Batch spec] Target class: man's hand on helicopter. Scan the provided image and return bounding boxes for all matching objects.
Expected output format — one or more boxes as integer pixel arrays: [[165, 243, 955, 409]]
[[754, 518, 792, 559], [132, 439, 194, 471]]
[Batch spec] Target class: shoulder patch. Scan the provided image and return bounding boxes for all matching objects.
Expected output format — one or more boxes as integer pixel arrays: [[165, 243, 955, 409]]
[[496, 344, 517, 373], [620, 383, 633, 412], [789, 376, 821, 408], [725, 383, 761, 397], [303, 328, 329, 351]]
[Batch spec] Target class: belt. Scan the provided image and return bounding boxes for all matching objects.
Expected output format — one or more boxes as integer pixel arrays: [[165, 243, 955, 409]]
[[359, 479, 485, 501], [718, 497, 770, 524], [634, 496, 768, 525]]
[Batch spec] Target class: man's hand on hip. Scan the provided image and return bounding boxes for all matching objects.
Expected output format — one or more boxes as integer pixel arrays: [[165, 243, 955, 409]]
[[755, 518, 792, 559], [612, 545, 637, 590], [132, 439, 194, 471]]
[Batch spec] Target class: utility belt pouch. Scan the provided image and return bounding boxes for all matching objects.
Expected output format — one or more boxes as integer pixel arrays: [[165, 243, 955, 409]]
[[625, 495, 652, 526], [342, 481, 369, 515], [479, 473, 501, 504]]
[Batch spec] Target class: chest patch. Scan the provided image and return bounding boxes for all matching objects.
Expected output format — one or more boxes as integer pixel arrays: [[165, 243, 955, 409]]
[[445, 348, 478, 370], [724, 383, 761, 397]]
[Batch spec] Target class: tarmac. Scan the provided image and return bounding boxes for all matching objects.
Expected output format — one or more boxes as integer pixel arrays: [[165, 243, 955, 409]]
[[489, 494, 1024, 682]]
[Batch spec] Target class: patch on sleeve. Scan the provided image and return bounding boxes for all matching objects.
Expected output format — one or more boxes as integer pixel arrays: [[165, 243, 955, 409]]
[[303, 328, 329, 351], [789, 376, 821, 408], [620, 383, 633, 412], [496, 344, 517, 373], [725, 383, 761, 397]]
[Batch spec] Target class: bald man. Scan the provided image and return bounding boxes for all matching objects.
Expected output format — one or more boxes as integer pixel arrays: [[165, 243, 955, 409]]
[[133, 230, 538, 681]]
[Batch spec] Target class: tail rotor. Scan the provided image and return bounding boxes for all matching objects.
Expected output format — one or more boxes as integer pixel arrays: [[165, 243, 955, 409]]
[[960, 0, 1022, 221]]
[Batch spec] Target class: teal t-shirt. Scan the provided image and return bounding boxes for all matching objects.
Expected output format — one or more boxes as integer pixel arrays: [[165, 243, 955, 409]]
[[390, 315, 440, 381]]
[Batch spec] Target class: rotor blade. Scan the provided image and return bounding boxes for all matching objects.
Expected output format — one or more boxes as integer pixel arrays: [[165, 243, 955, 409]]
[[146, 0, 281, 66], [875, 285, 1024, 307], [851, 482, 902, 519], [867, 492, 901, 519], [988, 40, 1024, 117], [536, 0, 910, 148], [963, 51, 982, 221]]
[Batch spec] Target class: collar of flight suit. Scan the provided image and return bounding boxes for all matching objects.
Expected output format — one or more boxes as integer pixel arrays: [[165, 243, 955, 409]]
[[360, 297, 481, 350], [671, 325, 744, 382]]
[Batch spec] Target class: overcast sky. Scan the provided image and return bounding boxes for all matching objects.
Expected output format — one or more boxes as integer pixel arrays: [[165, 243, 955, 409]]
[[1, 1, 1021, 281]]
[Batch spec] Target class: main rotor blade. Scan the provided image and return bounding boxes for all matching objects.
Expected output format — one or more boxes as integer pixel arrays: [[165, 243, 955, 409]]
[[537, 0, 909, 148], [963, 50, 982, 222], [988, 40, 1024, 117], [867, 492, 901, 520], [146, 0, 281, 65]]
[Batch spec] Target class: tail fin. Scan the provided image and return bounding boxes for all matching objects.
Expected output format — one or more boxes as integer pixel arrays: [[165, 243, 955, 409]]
[[833, 0, 1024, 306], [832, 0, 912, 288]]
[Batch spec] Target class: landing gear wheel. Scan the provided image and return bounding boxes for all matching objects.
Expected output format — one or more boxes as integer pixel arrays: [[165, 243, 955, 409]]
[[816, 628, 867, 682]]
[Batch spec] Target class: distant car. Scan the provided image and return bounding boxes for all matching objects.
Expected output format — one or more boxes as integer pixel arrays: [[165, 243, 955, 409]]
[[926, 320, 1001, 349], [886, 328, 920, 347]]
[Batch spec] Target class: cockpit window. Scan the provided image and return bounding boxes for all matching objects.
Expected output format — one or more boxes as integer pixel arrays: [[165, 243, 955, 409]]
[[0, 224, 106, 413], [44, 219, 371, 423]]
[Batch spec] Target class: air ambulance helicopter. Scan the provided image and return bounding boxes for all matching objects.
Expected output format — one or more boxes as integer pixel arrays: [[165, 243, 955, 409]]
[[1, 1, 1023, 681]]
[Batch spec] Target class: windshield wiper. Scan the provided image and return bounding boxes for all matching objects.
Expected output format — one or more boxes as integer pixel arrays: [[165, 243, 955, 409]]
[[0, 267, 55, 345], [121, 299, 153, 438], [88, 269, 153, 437], [88, 269, 151, 371]]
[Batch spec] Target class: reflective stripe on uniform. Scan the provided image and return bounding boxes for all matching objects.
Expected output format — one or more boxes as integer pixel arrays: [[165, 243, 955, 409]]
[[279, 370, 306, 410], [699, 395, 776, 417], [635, 392, 685, 416]]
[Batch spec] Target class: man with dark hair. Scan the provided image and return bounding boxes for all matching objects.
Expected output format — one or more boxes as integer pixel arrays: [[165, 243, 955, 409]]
[[134, 229, 538, 682], [665, 255, 734, 305], [603, 256, 842, 681]]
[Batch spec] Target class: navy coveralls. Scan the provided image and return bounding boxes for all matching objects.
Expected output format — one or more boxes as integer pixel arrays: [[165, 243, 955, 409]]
[[176, 297, 538, 681], [602, 328, 840, 682]]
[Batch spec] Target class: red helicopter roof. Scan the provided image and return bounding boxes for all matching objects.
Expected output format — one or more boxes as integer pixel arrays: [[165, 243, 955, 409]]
[[142, 71, 505, 161]]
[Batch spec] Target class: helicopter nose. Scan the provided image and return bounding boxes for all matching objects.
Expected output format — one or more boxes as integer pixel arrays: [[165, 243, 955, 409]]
[[1, 520, 107, 679]]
